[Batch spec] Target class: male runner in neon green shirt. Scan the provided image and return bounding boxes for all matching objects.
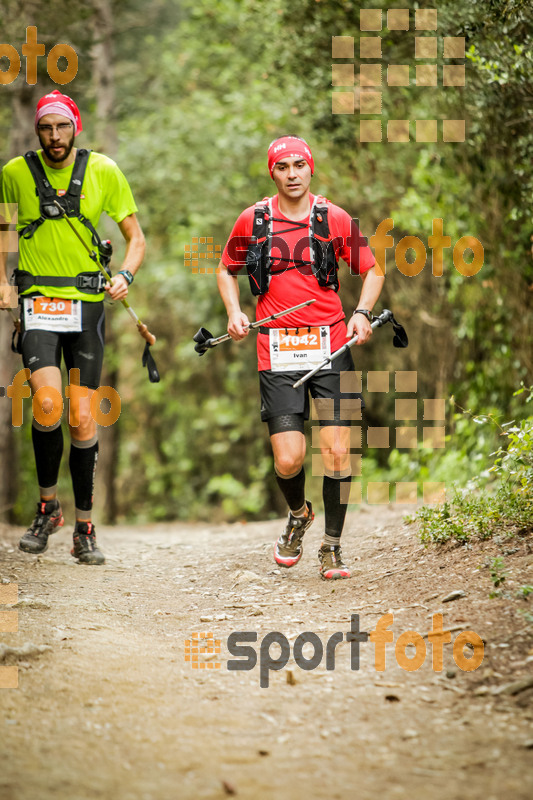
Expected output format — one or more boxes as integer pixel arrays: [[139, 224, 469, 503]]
[[0, 90, 145, 564]]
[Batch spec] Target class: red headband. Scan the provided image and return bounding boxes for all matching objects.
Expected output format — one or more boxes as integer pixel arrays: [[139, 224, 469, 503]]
[[35, 90, 82, 136], [267, 136, 314, 177]]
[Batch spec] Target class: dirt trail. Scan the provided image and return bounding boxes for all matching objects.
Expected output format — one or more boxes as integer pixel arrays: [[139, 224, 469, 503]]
[[1, 505, 532, 800]]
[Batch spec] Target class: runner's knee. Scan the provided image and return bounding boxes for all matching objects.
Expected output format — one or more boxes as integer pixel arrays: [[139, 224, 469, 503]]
[[69, 408, 96, 439], [274, 452, 305, 477], [36, 393, 57, 417], [321, 444, 351, 476], [324, 440, 349, 460]]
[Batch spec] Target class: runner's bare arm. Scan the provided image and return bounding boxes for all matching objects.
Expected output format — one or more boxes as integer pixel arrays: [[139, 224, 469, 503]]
[[346, 264, 386, 343], [105, 213, 146, 301], [216, 260, 250, 340], [0, 221, 13, 308]]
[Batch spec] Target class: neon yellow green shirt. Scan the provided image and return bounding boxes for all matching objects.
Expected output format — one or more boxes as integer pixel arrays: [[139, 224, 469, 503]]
[[0, 149, 138, 302]]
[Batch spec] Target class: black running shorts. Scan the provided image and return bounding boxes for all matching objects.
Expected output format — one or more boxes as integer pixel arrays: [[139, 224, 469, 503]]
[[20, 299, 105, 390], [259, 348, 364, 431]]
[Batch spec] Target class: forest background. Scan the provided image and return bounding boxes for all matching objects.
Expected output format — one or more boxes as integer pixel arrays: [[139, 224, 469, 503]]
[[0, 0, 531, 526]]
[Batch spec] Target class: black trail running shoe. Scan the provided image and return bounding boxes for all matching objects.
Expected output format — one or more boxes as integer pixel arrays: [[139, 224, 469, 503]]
[[19, 500, 64, 554], [274, 501, 314, 568], [71, 522, 105, 565]]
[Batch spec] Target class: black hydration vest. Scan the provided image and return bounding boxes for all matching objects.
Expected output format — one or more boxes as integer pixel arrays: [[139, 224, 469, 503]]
[[14, 149, 108, 295], [245, 195, 340, 296]]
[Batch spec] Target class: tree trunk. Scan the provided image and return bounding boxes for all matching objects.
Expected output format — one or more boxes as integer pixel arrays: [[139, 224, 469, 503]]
[[90, 0, 120, 524], [0, 317, 19, 521], [90, 0, 118, 156], [0, 85, 40, 521]]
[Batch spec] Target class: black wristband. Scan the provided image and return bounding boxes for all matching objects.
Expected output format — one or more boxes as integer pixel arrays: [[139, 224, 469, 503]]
[[118, 269, 134, 285], [353, 309, 373, 322]]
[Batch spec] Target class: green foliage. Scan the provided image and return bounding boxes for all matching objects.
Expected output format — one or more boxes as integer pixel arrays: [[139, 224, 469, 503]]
[[415, 483, 530, 545], [364, 402, 502, 492], [488, 556, 507, 598], [413, 389, 533, 545], [491, 386, 533, 495]]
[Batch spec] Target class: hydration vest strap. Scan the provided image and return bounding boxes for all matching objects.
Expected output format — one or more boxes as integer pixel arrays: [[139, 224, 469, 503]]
[[312, 198, 331, 240], [245, 195, 340, 296], [311, 197, 339, 291], [77, 212, 101, 247], [24, 150, 56, 199], [19, 149, 100, 245], [19, 217, 46, 240], [66, 149, 91, 203], [245, 200, 272, 296], [258, 319, 343, 336]]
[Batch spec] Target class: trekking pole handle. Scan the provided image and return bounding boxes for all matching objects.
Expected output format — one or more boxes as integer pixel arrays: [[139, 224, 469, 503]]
[[292, 310, 392, 389], [2, 307, 21, 331], [123, 301, 156, 345]]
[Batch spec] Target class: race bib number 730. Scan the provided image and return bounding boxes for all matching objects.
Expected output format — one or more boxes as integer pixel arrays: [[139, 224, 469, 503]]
[[24, 297, 82, 332]]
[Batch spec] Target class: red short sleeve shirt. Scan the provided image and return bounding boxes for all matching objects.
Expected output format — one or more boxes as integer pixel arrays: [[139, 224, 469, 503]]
[[221, 193, 375, 370]]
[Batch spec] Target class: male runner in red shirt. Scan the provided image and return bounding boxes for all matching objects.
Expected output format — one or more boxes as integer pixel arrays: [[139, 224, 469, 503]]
[[217, 136, 384, 579]]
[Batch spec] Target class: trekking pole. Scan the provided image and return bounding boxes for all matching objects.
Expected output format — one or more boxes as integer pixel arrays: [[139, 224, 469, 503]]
[[9, 308, 22, 353], [53, 200, 160, 383], [0, 297, 22, 353], [292, 309, 408, 389], [193, 299, 317, 355]]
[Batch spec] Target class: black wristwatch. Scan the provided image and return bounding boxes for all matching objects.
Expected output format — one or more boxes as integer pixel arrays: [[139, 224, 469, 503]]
[[353, 308, 373, 322], [118, 269, 134, 285]]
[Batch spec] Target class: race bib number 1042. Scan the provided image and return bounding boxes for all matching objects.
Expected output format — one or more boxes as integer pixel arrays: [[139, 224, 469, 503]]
[[269, 326, 331, 372]]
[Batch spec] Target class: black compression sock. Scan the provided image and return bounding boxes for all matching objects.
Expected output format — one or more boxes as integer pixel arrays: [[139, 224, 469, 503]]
[[69, 440, 99, 513], [32, 424, 64, 491], [276, 467, 306, 514], [323, 474, 352, 540]]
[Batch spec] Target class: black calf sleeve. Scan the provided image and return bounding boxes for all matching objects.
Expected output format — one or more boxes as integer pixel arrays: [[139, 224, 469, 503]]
[[323, 474, 352, 540], [276, 467, 306, 514], [32, 423, 64, 491], [69, 440, 99, 512]]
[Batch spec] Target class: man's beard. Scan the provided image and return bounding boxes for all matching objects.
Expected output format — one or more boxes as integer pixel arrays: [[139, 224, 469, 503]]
[[39, 131, 75, 164]]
